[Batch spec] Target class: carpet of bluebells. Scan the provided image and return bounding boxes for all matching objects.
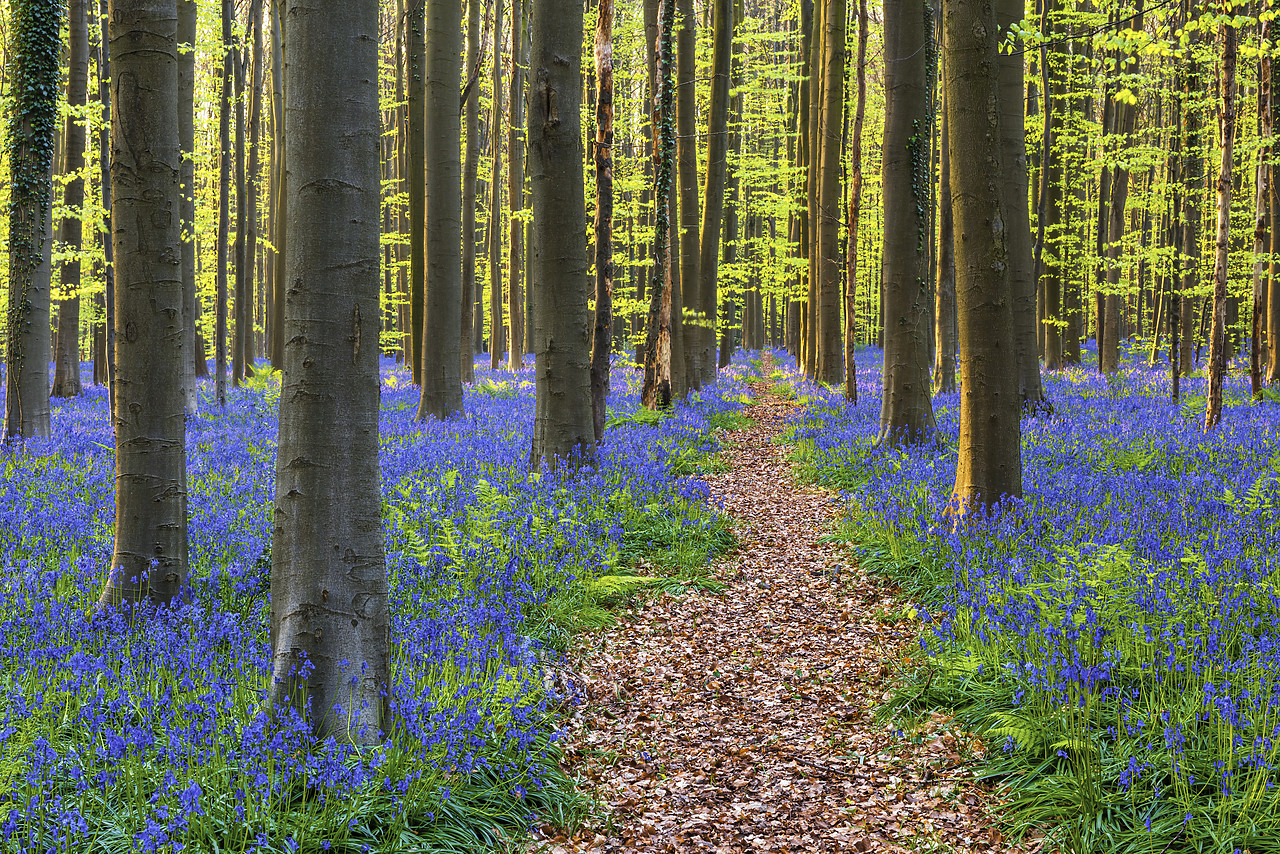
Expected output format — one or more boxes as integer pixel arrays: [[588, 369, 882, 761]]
[[0, 356, 747, 853], [782, 344, 1280, 852]]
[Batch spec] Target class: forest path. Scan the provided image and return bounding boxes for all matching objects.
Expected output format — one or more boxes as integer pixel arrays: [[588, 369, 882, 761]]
[[535, 363, 1024, 854]]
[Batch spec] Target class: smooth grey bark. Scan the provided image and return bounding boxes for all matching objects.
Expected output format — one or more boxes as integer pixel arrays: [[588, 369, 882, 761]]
[[879, 0, 938, 444], [216, 0, 231, 407], [933, 85, 956, 393], [529, 0, 595, 466], [99, 0, 189, 609], [53, 0, 91, 400], [407, 0, 425, 384], [814, 0, 845, 385], [490, 0, 505, 371], [178, 0, 197, 413], [508, 0, 526, 371], [269, 0, 285, 369], [270, 0, 390, 744], [591, 0, 616, 440], [417, 0, 464, 419], [696, 0, 732, 388], [461, 0, 480, 374], [4, 0, 60, 440], [244, 0, 263, 372], [675, 0, 699, 392]]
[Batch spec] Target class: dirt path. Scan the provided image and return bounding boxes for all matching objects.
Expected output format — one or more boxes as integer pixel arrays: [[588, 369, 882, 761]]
[[536, 375, 1025, 853]]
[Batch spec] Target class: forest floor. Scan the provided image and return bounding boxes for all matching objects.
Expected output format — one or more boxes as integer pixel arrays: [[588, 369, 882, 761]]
[[531, 362, 1034, 853]]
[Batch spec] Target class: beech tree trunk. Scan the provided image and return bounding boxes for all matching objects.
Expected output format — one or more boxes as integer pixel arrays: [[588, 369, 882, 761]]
[[508, 0, 526, 370], [270, 0, 389, 744], [269, 0, 285, 369], [934, 85, 957, 393], [591, 0, 616, 439], [1206, 18, 1236, 430], [53, 0, 90, 400], [462, 0, 481, 373], [244, 0, 263, 372], [3, 0, 60, 440], [696, 0, 732, 388], [846, 0, 868, 402], [99, 0, 189, 609], [490, 0, 506, 371], [944, 0, 1021, 512], [1252, 26, 1270, 397], [814, 0, 845, 385], [216, 0, 232, 407], [642, 0, 676, 410], [879, 0, 937, 444], [418, 0, 464, 419], [407, 0, 426, 384], [529, 0, 594, 465], [674, 0, 701, 391], [178, 0, 197, 412]]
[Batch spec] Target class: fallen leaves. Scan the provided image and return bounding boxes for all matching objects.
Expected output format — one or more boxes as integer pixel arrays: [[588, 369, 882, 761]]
[[532, 365, 1029, 853]]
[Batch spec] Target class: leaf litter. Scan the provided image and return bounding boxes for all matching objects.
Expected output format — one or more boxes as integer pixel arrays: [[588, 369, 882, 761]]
[[530, 364, 1035, 853]]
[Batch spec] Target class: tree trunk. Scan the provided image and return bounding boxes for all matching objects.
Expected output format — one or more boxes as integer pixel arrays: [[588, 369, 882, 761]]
[[407, 0, 426, 384], [99, 0, 189, 609], [1040, 0, 1063, 372], [879, 0, 937, 444], [642, 0, 676, 410], [244, 0, 264, 372], [696, 0, 732, 388], [1271, 30, 1280, 384], [53, 0, 90, 400], [934, 82, 957, 393], [269, 0, 285, 369], [216, 0, 233, 406], [1101, 23, 1141, 377], [1253, 26, 1270, 397], [233, 17, 247, 385], [489, 0, 506, 371], [1206, 18, 1236, 430], [270, 0, 389, 743], [999, 0, 1043, 407], [508, 0, 526, 371], [178, 0, 198, 410], [591, 0, 616, 440], [3, 0, 60, 440], [814, 0, 845, 385], [676, 0, 701, 391], [846, 0, 868, 401], [529, 0, 594, 465], [97, 0, 118, 402], [462, 0, 481, 375], [1181, 20, 1202, 376], [944, 0, 1021, 513], [418, 0, 465, 418]]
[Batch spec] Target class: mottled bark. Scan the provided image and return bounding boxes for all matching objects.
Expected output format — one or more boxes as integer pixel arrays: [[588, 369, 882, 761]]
[[642, 0, 676, 410]]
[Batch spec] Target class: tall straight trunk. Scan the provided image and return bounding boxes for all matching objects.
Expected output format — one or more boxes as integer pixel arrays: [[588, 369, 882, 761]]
[[407, 0, 426, 384], [1206, 18, 1236, 430], [1253, 29, 1270, 397], [1270, 30, 1280, 384], [461, 0, 480, 375], [1100, 15, 1141, 376], [233, 18, 247, 385], [270, 0, 389, 744], [944, 0, 1021, 513], [3, 0, 60, 440], [1181, 25, 1203, 375], [999, 0, 1043, 406], [418, 0, 465, 418], [934, 85, 957, 392], [879, 0, 937, 444], [244, 0, 264, 371], [178, 0, 198, 410], [508, 0, 526, 370], [1095, 90, 1114, 366], [643, 0, 677, 409], [53, 0, 91, 400], [696, 0, 732, 388], [814, 0, 845, 385], [591, 0, 616, 439], [97, 0, 118, 402], [529, 0, 594, 464], [1040, 0, 1063, 371], [675, 0, 700, 391], [804, 0, 822, 379], [490, 0, 505, 371], [269, 0, 285, 369], [99, 0, 189, 609], [846, 0, 868, 401], [216, 0, 233, 406]]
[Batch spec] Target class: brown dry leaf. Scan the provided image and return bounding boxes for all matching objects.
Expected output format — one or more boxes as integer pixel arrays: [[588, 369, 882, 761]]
[[532, 355, 1029, 853]]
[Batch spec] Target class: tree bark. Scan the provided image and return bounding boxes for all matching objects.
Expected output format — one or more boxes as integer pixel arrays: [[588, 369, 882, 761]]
[[462, 0, 481, 375], [508, 0, 526, 371], [269, 0, 285, 369], [675, 0, 699, 392], [53, 0, 90, 400], [696, 0, 732, 388], [1252, 24, 1270, 397], [591, 0, 616, 440], [99, 0, 189, 609], [529, 0, 594, 465], [642, 0, 676, 410], [216, 0, 232, 407], [1040, 0, 1063, 371], [1206, 16, 1235, 430], [407, 0, 426, 384], [814, 0, 845, 385], [270, 0, 389, 743], [490, 0, 505, 371], [233, 15, 247, 385], [934, 82, 957, 393], [3, 0, 60, 439], [944, 0, 1021, 512], [418, 0, 465, 418], [879, 0, 938, 444], [847, 0, 868, 401], [244, 0, 264, 373], [178, 0, 198, 411]]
